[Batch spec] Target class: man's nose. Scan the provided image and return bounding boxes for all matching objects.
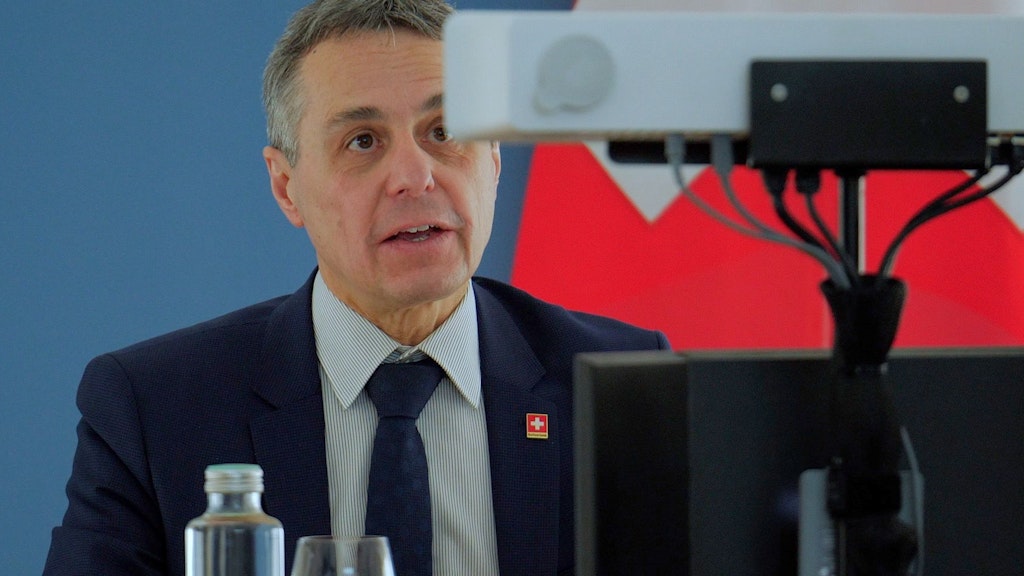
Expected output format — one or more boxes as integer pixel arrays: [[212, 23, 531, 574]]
[[383, 135, 436, 197]]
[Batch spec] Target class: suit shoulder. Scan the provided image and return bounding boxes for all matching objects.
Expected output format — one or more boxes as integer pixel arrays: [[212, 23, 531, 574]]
[[473, 277, 669, 353]]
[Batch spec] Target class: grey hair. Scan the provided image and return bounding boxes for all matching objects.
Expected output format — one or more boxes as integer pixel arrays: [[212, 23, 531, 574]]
[[262, 0, 453, 164]]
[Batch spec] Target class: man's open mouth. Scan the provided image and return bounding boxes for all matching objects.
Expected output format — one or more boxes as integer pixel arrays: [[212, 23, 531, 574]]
[[389, 225, 440, 243]]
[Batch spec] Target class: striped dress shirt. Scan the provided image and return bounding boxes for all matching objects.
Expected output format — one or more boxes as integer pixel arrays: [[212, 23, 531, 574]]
[[311, 272, 500, 575]]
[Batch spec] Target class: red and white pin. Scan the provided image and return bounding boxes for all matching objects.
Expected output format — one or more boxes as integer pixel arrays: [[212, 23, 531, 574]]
[[526, 413, 549, 440]]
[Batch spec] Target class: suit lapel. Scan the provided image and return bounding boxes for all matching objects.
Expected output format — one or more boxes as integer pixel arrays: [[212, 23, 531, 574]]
[[475, 284, 564, 575], [248, 273, 331, 561]]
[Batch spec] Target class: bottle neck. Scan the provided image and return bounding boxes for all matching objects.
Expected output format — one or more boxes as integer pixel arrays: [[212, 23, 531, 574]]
[[206, 491, 264, 514]]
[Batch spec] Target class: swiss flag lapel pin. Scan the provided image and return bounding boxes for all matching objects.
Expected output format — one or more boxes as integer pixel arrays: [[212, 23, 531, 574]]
[[526, 413, 549, 440]]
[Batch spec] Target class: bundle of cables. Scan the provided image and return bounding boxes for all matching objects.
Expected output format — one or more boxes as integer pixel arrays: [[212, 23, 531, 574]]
[[664, 134, 1024, 295]]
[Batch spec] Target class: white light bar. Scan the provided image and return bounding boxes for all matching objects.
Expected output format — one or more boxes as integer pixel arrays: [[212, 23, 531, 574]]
[[444, 11, 1024, 141]]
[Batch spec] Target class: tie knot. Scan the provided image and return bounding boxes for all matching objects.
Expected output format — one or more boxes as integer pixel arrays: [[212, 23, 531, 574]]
[[365, 358, 443, 419]]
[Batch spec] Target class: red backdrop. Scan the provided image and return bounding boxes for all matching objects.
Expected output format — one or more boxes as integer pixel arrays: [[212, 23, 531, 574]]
[[510, 143, 1024, 349]]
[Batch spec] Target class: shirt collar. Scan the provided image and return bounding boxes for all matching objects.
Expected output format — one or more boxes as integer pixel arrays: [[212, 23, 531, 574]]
[[311, 271, 481, 409]]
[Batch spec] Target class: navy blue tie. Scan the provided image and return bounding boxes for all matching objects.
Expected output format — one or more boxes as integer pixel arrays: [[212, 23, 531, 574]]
[[364, 358, 442, 576]]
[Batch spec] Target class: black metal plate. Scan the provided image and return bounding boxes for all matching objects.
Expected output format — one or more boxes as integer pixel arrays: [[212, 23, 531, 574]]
[[749, 60, 987, 169]]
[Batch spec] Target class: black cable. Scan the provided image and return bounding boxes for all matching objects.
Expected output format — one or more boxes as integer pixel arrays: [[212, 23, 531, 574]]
[[762, 169, 829, 250], [877, 149, 1024, 280], [898, 171, 988, 233], [928, 170, 1016, 214], [797, 169, 861, 284], [876, 171, 987, 279]]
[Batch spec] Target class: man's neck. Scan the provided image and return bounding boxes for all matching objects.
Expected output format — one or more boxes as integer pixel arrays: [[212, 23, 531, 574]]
[[323, 280, 470, 346], [367, 291, 467, 345]]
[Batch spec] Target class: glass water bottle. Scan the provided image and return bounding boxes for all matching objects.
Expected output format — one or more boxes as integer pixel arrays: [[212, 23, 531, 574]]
[[185, 464, 285, 576]]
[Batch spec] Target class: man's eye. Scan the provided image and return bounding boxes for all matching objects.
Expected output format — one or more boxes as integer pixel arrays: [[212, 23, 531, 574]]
[[431, 126, 451, 143], [347, 133, 376, 151]]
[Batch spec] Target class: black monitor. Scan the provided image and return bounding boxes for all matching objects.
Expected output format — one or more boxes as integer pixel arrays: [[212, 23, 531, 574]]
[[574, 348, 1024, 576]]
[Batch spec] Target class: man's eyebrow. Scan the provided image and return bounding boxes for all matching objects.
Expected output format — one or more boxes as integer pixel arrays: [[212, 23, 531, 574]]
[[326, 106, 383, 131], [422, 93, 444, 113]]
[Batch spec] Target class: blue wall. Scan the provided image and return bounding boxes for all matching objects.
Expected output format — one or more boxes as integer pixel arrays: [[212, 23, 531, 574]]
[[0, 1, 571, 573]]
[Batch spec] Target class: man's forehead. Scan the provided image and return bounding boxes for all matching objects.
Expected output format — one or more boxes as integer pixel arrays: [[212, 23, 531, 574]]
[[323, 92, 445, 130]]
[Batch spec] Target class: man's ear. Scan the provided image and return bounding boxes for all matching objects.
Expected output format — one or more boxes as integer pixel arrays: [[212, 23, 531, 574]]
[[263, 146, 304, 228], [491, 141, 502, 184]]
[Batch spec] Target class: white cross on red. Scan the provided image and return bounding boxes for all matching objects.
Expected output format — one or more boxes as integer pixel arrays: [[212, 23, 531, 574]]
[[526, 413, 549, 439]]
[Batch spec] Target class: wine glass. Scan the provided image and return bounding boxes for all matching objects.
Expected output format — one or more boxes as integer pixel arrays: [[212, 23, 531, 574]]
[[290, 535, 396, 576]]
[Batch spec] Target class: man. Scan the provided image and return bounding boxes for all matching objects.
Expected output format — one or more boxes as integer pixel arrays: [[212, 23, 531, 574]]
[[43, 1, 670, 575]]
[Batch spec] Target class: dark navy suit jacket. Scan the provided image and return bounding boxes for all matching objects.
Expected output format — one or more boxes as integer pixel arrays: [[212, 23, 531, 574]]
[[44, 273, 670, 576]]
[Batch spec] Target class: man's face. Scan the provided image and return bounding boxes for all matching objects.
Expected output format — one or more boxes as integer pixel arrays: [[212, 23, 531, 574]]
[[265, 31, 500, 322]]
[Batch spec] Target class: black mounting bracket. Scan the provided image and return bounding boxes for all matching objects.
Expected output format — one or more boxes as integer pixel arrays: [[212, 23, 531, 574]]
[[749, 60, 988, 170]]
